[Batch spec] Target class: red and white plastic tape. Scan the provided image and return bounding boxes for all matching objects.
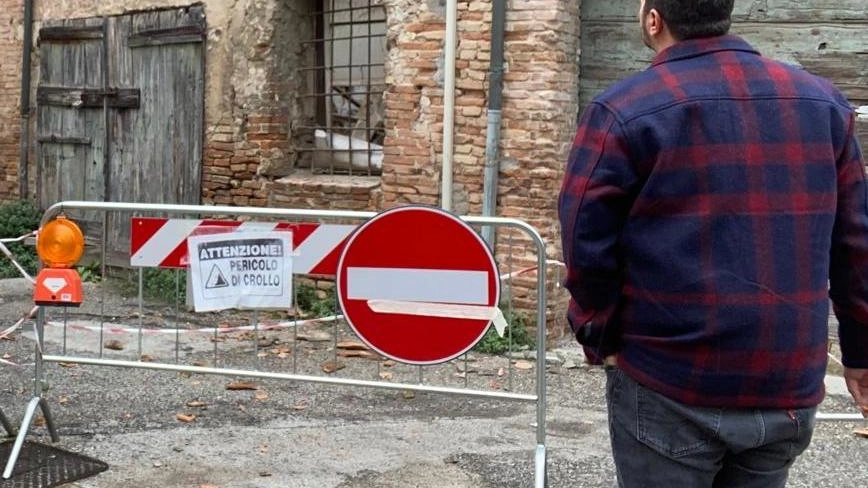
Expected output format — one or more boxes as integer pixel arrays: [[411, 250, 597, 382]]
[[43, 314, 342, 338]]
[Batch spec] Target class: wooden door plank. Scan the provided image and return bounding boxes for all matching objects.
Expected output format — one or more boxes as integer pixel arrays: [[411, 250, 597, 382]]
[[580, 0, 868, 22], [39, 24, 104, 42], [128, 25, 205, 47], [36, 135, 91, 145], [36, 87, 140, 108]]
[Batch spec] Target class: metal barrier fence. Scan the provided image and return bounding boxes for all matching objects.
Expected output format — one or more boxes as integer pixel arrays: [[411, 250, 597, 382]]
[[3, 200, 552, 487], [2, 200, 863, 485]]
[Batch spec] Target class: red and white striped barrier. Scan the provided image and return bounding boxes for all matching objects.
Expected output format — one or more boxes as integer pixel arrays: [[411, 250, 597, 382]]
[[130, 218, 355, 275]]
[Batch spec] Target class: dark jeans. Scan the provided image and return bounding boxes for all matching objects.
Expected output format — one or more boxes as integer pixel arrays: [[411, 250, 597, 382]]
[[606, 368, 816, 488]]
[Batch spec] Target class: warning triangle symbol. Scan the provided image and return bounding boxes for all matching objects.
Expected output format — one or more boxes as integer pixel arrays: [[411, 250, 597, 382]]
[[206, 264, 229, 289]]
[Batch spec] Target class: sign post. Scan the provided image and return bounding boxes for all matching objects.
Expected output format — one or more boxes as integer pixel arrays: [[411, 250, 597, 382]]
[[336, 206, 501, 364]]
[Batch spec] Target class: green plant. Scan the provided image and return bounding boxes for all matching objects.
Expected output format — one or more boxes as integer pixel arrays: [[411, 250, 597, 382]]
[[142, 268, 187, 303], [0, 200, 41, 279], [295, 283, 337, 317], [310, 287, 337, 317], [473, 308, 534, 355], [76, 260, 102, 283]]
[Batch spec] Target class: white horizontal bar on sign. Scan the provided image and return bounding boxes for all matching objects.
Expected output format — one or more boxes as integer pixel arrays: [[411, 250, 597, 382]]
[[346, 267, 489, 305], [368, 299, 508, 336]]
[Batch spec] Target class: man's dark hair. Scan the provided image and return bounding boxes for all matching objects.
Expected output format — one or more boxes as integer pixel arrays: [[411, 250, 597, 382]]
[[643, 0, 735, 40]]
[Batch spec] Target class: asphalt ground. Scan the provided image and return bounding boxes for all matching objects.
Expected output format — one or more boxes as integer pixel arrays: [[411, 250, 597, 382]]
[[1, 277, 866, 488]]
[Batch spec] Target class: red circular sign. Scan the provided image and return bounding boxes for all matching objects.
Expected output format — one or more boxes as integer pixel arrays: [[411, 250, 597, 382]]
[[336, 206, 500, 364]]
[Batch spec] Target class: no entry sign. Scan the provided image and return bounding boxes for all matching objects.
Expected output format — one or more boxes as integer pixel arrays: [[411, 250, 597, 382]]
[[336, 206, 500, 364]]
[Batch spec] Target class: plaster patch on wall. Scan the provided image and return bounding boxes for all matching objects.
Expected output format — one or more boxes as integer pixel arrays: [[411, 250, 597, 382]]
[[426, 0, 445, 17], [37, 0, 191, 20]]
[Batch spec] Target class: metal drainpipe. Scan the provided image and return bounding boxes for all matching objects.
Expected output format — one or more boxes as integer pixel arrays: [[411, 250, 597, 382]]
[[441, 0, 458, 211], [19, 0, 34, 200], [481, 0, 505, 247]]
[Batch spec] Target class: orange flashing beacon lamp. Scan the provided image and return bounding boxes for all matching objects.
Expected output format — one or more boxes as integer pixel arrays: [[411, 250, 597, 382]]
[[33, 216, 85, 307]]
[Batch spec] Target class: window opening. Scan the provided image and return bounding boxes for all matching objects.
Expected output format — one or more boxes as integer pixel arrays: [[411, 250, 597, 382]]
[[300, 0, 386, 176]]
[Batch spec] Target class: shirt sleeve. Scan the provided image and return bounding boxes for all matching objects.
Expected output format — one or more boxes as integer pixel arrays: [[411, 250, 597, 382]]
[[829, 112, 868, 368], [558, 102, 640, 363]]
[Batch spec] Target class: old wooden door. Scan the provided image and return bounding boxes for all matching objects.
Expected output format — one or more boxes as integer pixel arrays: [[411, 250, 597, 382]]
[[36, 6, 205, 261], [36, 17, 110, 235]]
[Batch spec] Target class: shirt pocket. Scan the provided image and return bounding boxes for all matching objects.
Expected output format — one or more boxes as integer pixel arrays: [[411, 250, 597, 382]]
[[635, 384, 718, 458]]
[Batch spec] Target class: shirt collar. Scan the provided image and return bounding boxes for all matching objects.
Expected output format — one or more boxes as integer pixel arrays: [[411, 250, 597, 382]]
[[651, 35, 760, 67]]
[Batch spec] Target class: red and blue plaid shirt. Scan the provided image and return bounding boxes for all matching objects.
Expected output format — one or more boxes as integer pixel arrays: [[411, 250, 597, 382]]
[[559, 35, 868, 409]]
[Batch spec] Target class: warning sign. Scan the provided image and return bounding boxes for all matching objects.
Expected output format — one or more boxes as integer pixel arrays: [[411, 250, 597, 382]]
[[186, 232, 292, 311], [206, 265, 229, 289]]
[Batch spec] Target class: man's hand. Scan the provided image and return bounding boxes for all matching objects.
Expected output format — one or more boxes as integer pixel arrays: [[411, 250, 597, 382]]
[[843, 367, 868, 417]]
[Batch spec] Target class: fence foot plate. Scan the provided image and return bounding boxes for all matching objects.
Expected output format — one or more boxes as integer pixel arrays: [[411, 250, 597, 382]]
[[0, 440, 107, 487]]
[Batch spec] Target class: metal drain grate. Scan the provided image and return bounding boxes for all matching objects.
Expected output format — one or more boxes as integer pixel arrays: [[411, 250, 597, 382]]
[[0, 440, 108, 488]]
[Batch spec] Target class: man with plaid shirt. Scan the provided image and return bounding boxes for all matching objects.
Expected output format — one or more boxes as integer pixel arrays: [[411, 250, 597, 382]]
[[558, 0, 868, 486]]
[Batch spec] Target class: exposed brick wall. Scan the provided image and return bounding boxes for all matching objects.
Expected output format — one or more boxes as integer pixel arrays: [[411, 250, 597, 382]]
[[381, 0, 445, 208], [200, 1, 383, 213], [266, 174, 382, 211], [202, 1, 302, 208], [202, 111, 289, 208], [0, 0, 23, 203], [381, 0, 578, 340]]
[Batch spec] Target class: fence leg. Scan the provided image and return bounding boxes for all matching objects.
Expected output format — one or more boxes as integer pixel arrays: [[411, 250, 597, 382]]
[[0, 408, 15, 437], [38, 398, 59, 443], [2, 395, 56, 479], [535, 444, 547, 488], [33, 306, 58, 443], [3, 306, 60, 479], [533, 237, 548, 488]]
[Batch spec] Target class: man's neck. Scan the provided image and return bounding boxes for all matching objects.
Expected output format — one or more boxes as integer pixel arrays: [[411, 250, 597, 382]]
[[651, 36, 678, 54]]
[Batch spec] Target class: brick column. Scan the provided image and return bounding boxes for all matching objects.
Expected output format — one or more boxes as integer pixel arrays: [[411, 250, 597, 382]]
[[382, 0, 579, 341], [0, 0, 23, 202]]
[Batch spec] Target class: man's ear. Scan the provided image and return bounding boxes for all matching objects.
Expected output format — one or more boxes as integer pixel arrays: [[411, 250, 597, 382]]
[[645, 8, 664, 37]]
